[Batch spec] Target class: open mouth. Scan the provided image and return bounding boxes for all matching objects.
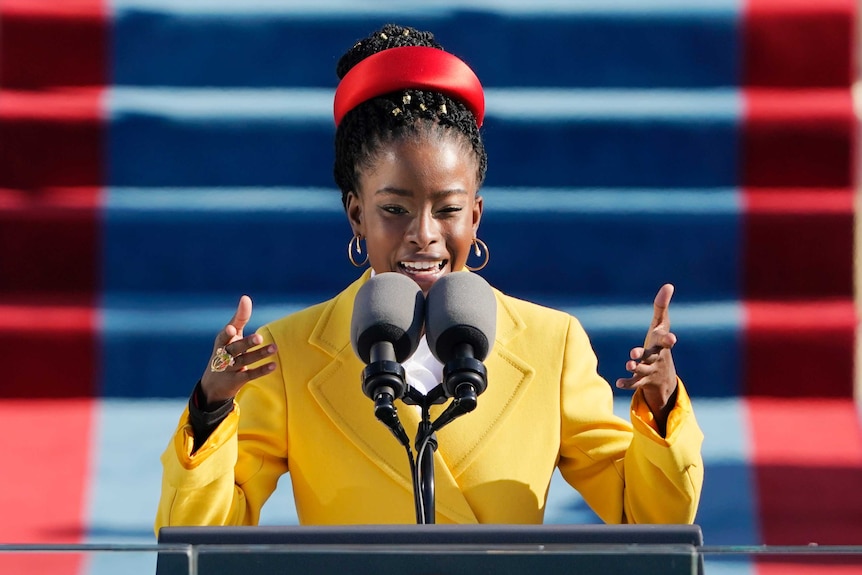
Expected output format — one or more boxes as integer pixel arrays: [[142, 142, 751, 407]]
[[399, 260, 446, 274]]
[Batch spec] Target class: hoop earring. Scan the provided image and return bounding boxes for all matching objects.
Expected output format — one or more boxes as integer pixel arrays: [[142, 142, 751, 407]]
[[465, 238, 490, 271], [348, 234, 369, 267]]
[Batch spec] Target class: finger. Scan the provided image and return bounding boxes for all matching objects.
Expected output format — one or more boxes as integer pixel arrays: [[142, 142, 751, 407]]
[[225, 333, 265, 357], [633, 348, 659, 366], [213, 322, 239, 350], [650, 283, 674, 329], [642, 331, 677, 356], [231, 342, 278, 370], [626, 359, 657, 377], [635, 341, 668, 365], [231, 361, 277, 383], [213, 295, 253, 351], [227, 295, 253, 334], [617, 363, 662, 388], [629, 347, 645, 361], [659, 331, 677, 349], [616, 375, 641, 389]]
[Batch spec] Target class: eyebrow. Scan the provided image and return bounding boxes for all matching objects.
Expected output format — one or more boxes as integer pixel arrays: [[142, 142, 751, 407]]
[[374, 187, 469, 199]]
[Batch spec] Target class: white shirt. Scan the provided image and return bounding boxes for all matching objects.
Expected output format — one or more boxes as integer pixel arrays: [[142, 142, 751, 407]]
[[403, 334, 444, 395]]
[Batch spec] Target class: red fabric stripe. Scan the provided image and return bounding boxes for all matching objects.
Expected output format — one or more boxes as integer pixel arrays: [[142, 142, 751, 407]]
[[0, 399, 94, 575], [749, 398, 862, 573], [743, 0, 856, 88], [0, 88, 103, 119], [0, 298, 99, 398], [0, 187, 102, 295], [744, 188, 854, 214], [743, 300, 856, 397], [759, 565, 862, 575], [0, 0, 107, 89], [0, 89, 104, 189], [742, 188, 853, 299], [742, 90, 856, 188]]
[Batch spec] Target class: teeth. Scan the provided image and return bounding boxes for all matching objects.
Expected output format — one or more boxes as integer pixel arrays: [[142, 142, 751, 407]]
[[401, 261, 442, 271]]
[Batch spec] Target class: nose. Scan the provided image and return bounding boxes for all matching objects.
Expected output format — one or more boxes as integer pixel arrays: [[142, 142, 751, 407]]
[[406, 210, 441, 248]]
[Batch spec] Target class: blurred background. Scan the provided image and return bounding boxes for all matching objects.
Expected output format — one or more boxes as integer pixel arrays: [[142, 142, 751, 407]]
[[0, 0, 858, 573]]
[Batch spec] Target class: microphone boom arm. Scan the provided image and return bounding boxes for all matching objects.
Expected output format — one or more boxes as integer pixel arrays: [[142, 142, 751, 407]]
[[361, 341, 411, 448]]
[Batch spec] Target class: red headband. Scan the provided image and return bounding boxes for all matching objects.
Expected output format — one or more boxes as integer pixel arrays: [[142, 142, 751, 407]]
[[333, 46, 485, 127]]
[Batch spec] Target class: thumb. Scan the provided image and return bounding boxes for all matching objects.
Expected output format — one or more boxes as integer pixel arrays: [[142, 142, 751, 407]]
[[230, 295, 253, 334], [212, 296, 254, 351]]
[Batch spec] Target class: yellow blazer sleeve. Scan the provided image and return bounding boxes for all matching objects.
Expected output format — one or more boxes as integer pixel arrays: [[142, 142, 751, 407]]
[[625, 379, 703, 523], [556, 316, 703, 524], [154, 325, 289, 534]]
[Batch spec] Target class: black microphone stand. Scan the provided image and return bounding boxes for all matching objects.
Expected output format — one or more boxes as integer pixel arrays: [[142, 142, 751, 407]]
[[364, 347, 488, 525], [401, 353, 487, 524], [403, 385, 446, 524]]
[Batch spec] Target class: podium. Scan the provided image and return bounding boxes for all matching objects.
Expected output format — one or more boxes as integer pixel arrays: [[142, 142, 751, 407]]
[[157, 524, 704, 575]]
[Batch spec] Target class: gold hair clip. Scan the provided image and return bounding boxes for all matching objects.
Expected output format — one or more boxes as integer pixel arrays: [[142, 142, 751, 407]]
[[402, 93, 412, 105], [439, 104, 447, 114], [403, 30, 410, 36], [392, 107, 403, 116], [419, 103, 427, 111], [380, 33, 388, 40]]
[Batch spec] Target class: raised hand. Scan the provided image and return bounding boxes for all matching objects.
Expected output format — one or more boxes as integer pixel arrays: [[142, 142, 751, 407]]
[[615, 284, 679, 421], [200, 295, 277, 404]]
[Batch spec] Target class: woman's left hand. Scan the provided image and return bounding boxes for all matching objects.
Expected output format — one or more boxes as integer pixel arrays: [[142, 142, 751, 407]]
[[615, 284, 679, 421]]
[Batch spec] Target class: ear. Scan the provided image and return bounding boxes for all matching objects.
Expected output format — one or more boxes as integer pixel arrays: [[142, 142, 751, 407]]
[[345, 191, 363, 236], [472, 192, 484, 234]]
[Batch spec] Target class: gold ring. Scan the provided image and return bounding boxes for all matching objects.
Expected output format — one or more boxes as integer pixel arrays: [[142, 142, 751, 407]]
[[210, 347, 236, 373]]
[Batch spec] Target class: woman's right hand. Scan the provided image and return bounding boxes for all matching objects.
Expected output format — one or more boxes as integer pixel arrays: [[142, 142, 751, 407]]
[[200, 295, 278, 404]]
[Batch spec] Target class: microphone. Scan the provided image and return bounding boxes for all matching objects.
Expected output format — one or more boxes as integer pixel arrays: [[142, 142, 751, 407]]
[[351, 273, 425, 445], [425, 272, 496, 429]]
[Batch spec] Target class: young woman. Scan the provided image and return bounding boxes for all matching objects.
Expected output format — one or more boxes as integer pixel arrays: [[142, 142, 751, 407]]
[[155, 24, 703, 529]]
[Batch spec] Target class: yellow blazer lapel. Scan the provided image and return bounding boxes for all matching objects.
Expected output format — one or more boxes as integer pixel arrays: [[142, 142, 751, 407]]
[[434, 288, 535, 476], [306, 271, 479, 524]]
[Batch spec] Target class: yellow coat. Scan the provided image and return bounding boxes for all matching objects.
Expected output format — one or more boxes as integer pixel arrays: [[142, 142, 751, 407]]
[[156, 271, 703, 530]]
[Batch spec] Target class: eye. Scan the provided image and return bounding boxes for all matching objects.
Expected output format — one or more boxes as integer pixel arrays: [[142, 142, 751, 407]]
[[381, 204, 408, 215], [437, 205, 463, 216]]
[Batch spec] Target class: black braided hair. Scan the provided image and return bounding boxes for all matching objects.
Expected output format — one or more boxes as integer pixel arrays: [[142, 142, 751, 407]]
[[333, 23, 488, 207]]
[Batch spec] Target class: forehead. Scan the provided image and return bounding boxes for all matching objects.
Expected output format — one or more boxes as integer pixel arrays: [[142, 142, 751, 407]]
[[359, 129, 479, 193]]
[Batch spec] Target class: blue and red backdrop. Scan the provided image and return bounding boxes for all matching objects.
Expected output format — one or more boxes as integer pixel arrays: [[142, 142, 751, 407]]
[[0, 1, 858, 574]]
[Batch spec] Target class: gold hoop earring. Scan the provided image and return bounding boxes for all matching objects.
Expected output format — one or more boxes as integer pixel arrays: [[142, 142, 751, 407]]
[[348, 234, 368, 267], [465, 238, 490, 271]]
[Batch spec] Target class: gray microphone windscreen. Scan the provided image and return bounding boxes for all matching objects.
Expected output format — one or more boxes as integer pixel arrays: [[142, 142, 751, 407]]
[[425, 272, 496, 363], [351, 273, 425, 363]]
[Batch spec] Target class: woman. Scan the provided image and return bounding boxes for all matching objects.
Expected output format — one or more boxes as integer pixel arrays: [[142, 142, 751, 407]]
[[155, 24, 703, 529]]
